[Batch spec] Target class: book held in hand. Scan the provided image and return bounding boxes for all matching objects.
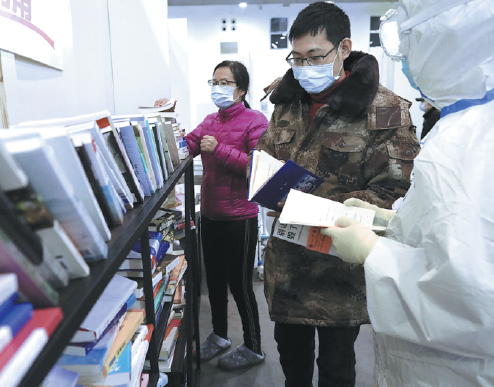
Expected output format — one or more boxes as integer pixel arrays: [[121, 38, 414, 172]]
[[248, 149, 324, 211], [279, 189, 380, 230], [273, 222, 337, 255]]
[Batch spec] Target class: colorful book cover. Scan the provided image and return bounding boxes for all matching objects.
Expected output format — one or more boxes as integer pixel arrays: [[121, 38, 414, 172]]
[[248, 149, 324, 212], [103, 309, 145, 377], [0, 308, 63, 387], [133, 123, 157, 193]]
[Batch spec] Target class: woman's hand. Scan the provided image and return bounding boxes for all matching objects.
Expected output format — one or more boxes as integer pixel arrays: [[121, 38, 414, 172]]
[[266, 202, 285, 218], [200, 135, 218, 153], [154, 98, 169, 107]]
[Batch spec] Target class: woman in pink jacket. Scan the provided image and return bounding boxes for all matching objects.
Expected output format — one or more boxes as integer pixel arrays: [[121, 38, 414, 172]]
[[185, 61, 268, 370]]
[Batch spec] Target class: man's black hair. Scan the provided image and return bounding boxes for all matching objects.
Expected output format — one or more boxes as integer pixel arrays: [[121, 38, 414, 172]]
[[214, 60, 251, 108], [289, 1, 351, 46]]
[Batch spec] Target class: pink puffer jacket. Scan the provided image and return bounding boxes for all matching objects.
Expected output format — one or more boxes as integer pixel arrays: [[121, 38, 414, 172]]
[[186, 102, 268, 221]]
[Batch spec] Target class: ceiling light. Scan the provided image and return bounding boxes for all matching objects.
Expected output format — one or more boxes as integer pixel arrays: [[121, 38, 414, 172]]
[[239, 2, 247, 7]]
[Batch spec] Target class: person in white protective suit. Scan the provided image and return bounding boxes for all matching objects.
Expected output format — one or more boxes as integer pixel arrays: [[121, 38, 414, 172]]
[[321, 0, 494, 385]]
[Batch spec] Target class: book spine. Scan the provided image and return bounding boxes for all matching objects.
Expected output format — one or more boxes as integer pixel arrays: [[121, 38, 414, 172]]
[[118, 124, 152, 197]]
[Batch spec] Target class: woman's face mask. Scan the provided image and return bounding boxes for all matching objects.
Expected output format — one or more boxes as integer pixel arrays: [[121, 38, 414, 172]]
[[292, 43, 342, 94], [211, 85, 240, 109]]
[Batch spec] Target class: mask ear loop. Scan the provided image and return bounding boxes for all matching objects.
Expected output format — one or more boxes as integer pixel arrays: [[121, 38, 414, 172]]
[[333, 42, 344, 80]]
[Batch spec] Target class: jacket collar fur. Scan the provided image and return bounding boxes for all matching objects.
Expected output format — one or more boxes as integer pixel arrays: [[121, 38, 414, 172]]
[[269, 51, 379, 120]]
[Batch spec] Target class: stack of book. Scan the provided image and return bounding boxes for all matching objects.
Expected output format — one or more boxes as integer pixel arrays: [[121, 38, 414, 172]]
[[58, 275, 147, 386], [0, 273, 63, 387], [146, 311, 182, 373]]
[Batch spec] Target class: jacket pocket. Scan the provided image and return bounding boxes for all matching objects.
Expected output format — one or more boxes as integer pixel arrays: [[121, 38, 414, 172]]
[[273, 129, 296, 160], [386, 141, 419, 182], [316, 133, 367, 186]]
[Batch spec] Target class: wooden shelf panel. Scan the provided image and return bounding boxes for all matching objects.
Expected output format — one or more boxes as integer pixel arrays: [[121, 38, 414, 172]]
[[17, 157, 193, 387]]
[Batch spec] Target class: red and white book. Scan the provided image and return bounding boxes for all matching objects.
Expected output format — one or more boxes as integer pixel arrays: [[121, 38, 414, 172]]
[[0, 308, 63, 387]]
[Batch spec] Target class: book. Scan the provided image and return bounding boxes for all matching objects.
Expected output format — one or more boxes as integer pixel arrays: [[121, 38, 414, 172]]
[[14, 110, 140, 207], [148, 120, 169, 181], [248, 149, 324, 211], [4, 126, 113, 242], [58, 323, 119, 376], [162, 122, 181, 167], [64, 294, 135, 355], [279, 189, 382, 230], [36, 220, 90, 280], [133, 122, 157, 193], [116, 121, 153, 197], [72, 276, 137, 343], [131, 325, 148, 357], [0, 303, 33, 338], [2, 134, 108, 261], [273, 222, 337, 255], [117, 268, 163, 286], [0, 308, 63, 387], [102, 309, 145, 377], [67, 121, 134, 210], [129, 340, 149, 387], [71, 131, 124, 227], [138, 98, 176, 114], [0, 182, 44, 266], [160, 317, 181, 360], [0, 227, 58, 307], [41, 365, 79, 387]]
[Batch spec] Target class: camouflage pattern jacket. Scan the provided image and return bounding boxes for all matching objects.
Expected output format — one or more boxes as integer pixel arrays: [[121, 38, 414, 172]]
[[256, 51, 419, 327]]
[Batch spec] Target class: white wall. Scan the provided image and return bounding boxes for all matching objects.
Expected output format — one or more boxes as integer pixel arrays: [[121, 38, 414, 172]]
[[108, 0, 170, 115], [1, 0, 171, 126], [169, 2, 423, 137], [169, 18, 192, 133], [1, 0, 114, 126]]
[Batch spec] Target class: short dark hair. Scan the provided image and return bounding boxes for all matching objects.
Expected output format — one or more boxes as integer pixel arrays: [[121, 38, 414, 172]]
[[289, 2, 351, 47], [214, 60, 250, 108]]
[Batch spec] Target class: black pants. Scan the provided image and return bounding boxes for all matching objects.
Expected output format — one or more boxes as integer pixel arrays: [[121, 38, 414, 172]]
[[275, 322, 360, 387], [201, 215, 261, 354]]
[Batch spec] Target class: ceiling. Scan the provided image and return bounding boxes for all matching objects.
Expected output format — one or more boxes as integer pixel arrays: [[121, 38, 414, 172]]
[[169, 0, 387, 5]]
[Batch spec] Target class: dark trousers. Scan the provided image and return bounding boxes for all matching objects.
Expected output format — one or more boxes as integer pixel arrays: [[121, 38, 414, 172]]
[[275, 322, 360, 387], [201, 215, 261, 354]]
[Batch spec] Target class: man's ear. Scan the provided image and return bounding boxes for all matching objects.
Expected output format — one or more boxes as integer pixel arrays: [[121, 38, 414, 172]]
[[340, 38, 352, 60]]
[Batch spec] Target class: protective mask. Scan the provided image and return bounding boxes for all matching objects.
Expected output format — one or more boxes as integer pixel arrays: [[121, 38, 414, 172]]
[[211, 85, 240, 109], [419, 102, 426, 112], [293, 44, 343, 94]]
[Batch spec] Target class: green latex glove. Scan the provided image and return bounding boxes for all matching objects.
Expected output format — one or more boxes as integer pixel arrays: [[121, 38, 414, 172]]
[[321, 217, 379, 264]]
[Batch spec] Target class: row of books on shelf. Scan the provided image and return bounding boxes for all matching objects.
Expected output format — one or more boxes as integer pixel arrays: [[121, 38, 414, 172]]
[[0, 106, 187, 306], [47, 252, 186, 386]]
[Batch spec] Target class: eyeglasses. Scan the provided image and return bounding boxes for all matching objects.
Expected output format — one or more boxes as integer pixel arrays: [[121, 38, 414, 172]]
[[208, 79, 236, 87], [286, 45, 338, 67]]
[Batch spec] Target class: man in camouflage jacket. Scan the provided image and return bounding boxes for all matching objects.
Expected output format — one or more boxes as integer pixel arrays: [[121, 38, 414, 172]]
[[253, 3, 419, 386]]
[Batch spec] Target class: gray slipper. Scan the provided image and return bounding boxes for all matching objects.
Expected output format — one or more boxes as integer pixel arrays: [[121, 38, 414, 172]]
[[200, 332, 232, 362], [217, 343, 265, 370]]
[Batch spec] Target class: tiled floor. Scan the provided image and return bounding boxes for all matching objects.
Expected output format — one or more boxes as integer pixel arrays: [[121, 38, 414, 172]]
[[196, 267, 376, 387]]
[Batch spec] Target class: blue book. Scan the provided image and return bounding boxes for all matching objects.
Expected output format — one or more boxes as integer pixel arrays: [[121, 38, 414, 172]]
[[248, 149, 324, 212], [106, 341, 131, 385], [156, 241, 171, 265], [117, 122, 152, 197], [41, 365, 78, 387], [0, 303, 33, 337], [58, 323, 119, 376], [0, 294, 17, 319], [65, 293, 136, 356]]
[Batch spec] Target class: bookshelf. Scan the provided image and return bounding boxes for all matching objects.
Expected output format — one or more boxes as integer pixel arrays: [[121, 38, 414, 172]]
[[17, 156, 200, 387]]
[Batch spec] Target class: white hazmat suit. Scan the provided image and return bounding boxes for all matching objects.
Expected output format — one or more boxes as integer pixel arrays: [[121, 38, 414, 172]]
[[363, 0, 494, 385]]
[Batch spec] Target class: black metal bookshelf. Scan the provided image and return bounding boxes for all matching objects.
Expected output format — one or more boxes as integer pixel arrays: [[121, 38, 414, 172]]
[[17, 156, 200, 387]]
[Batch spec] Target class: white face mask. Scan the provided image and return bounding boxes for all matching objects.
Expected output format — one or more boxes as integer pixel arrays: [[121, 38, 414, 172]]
[[419, 102, 427, 112], [292, 43, 343, 94], [211, 85, 240, 109]]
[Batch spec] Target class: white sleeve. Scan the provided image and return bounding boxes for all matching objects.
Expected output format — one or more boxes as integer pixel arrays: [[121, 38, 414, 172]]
[[364, 236, 494, 359]]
